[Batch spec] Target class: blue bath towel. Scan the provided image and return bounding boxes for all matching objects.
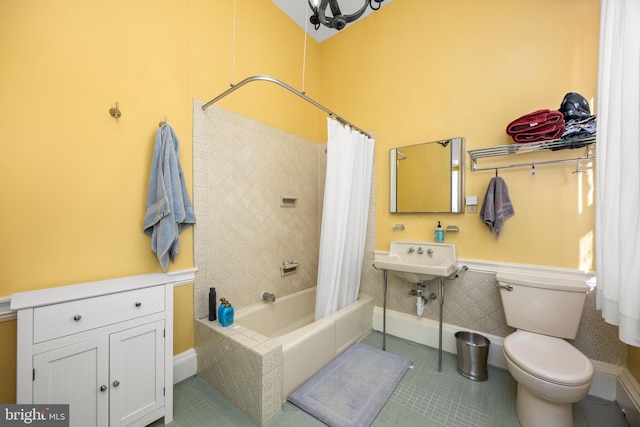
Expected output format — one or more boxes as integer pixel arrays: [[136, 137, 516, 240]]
[[479, 176, 514, 238], [143, 124, 196, 271]]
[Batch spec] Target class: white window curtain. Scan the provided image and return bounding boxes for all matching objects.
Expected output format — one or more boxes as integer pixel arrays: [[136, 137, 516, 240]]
[[315, 119, 374, 321], [595, 0, 640, 346]]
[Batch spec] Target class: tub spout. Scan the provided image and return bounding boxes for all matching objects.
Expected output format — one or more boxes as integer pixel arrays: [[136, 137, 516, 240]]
[[262, 292, 276, 302]]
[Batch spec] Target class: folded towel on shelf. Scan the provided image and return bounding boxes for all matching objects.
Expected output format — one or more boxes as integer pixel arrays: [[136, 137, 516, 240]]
[[479, 176, 515, 238], [506, 109, 564, 134], [506, 109, 565, 143], [512, 124, 565, 143], [561, 115, 597, 139]]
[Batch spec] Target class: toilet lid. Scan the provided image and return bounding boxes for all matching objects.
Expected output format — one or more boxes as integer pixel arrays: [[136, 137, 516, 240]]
[[504, 330, 594, 386]]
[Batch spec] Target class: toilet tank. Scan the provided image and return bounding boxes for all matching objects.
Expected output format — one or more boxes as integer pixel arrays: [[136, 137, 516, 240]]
[[496, 272, 591, 339]]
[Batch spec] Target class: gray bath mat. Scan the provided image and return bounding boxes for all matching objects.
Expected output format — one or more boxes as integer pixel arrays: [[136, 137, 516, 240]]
[[287, 342, 412, 427]]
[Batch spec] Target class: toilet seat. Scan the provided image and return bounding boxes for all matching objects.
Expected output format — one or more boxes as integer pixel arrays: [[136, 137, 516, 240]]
[[504, 330, 594, 386]]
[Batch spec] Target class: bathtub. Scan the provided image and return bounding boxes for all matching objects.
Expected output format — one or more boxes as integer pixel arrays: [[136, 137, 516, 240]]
[[194, 287, 374, 425], [237, 287, 374, 398]]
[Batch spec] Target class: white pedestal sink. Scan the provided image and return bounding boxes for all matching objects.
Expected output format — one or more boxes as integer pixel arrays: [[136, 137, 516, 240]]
[[373, 241, 458, 283], [373, 241, 462, 372]]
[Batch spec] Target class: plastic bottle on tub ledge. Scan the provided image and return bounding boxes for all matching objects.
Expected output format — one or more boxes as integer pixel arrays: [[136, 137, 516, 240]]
[[435, 221, 445, 242], [208, 287, 217, 321], [218, 298, 234, 327]]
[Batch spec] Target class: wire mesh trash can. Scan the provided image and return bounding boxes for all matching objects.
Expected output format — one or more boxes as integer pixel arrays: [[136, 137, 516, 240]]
[[455, 331, 490, 381]]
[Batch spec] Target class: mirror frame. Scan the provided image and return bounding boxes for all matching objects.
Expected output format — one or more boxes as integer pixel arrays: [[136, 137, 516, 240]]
[[389, 137, 465, 213]]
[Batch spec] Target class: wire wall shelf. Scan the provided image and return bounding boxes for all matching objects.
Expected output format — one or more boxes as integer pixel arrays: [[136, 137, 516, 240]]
[[467, 135, 596, 172]]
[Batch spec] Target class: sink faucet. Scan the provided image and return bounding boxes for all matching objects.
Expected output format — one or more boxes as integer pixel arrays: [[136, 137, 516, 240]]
[[427, 248, 434, 257], [262, 292, 276, 302], [417, 247, 424, 254], [407, 247, 415, 254]]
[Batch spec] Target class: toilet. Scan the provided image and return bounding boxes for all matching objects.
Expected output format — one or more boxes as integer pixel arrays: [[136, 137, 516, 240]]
[[496, 272, 594, 427]]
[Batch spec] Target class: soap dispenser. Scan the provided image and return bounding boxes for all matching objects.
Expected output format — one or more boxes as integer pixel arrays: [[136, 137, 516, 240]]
[[218, 298, 234, 327], [435, 221, 445, 242]]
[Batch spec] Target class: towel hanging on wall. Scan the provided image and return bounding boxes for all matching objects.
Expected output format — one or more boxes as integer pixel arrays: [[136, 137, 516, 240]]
[[143, 124, 196, 271], [479, 176, 514, 238]]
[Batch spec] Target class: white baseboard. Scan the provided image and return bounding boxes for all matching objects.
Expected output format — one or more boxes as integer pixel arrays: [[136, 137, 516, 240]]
[[173, 348, 197, 384], [372, 306, 633, 407], [372, 306, 507, 370], [618, 367, 640, 427], [590, 359, 622, 401]]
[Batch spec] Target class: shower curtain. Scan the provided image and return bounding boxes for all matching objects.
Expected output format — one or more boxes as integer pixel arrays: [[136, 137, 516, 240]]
[[595, 0, 640, 346], [315, 119, 374, 321]]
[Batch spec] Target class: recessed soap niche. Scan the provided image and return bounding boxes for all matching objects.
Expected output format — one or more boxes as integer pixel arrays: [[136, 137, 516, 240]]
[[281, 261, 300, 277], [280, 196, 297, 208]]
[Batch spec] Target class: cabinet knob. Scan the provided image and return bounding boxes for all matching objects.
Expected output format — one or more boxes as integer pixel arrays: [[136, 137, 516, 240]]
[[100, 385, 107, 392], [73, 315, 82, 321], [112, 380, 120, 387], [135, 302, 142, 307]]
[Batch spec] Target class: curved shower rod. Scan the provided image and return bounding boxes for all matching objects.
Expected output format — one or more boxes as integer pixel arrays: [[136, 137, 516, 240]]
[[201, 75, 371, 138]]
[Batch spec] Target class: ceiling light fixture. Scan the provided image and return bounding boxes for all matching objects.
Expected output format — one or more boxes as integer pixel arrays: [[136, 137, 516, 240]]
[[308, 0, 384, 31]]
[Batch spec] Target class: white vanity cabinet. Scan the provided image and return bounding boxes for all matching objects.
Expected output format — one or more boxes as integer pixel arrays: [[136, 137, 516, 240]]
[[11, 273, 174, 427]]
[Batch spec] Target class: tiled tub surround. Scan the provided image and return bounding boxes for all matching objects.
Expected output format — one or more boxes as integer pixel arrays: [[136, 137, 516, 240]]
[[195, 287, 374, 426], [192, 101, 326, 319], [192, 101, 378, 426], [194, 320, 281, 426]]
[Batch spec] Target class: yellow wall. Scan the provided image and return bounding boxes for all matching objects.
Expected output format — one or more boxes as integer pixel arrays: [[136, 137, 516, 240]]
[[186, 0, 325, 141], [1, 0, 192, 292], [322, 0, 640, 382], [2, 0, 633, 403], [0, 0, 320, 403], [317, 0, 599, 270]]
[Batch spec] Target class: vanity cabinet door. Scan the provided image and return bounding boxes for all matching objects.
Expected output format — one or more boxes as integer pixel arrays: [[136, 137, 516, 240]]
[[33, 337, 109, 427], [14, 279, 173, 427], [109, 320, 165, 427]]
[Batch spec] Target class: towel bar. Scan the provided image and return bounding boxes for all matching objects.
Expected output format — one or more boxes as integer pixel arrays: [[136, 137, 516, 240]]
[[468, 136, 595, 173]]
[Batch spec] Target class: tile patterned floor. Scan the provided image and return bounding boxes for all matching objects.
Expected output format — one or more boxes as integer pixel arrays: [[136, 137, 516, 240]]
[[151, 332, 630, 426]]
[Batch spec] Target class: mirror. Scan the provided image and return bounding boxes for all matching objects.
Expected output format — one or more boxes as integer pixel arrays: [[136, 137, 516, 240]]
[[390, 137, 465, 213]]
